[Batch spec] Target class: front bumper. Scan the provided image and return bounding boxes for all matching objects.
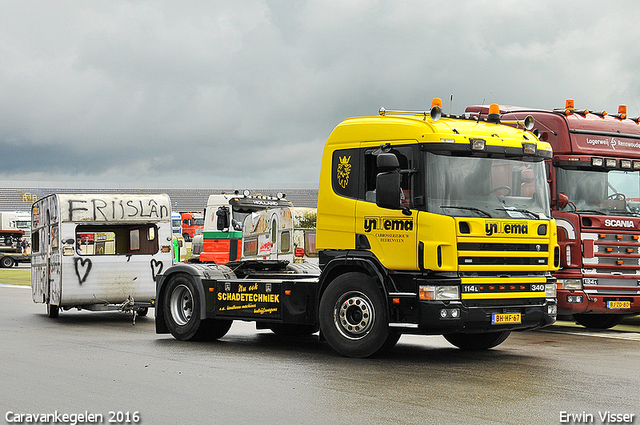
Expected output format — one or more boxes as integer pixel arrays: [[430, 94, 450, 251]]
[[390, 299, 557, 334], [557, 290, 640, 315]]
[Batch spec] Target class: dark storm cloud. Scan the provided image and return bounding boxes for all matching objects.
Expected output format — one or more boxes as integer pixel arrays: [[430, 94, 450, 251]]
[[1, 0, 640, 185]]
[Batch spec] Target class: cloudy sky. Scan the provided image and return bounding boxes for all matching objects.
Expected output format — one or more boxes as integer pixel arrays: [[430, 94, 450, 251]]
[[2, 1, 640, 187]]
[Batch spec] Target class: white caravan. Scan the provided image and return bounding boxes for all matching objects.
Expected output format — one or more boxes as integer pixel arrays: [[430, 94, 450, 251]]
[[31, 194, 173, 318]]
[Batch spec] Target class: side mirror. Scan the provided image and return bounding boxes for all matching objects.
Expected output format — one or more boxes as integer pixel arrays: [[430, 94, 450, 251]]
[[558, 192, 569, 209], [377, 153, 399, 172], [216, 206, 230, 230], [376, 172, 401, 210]]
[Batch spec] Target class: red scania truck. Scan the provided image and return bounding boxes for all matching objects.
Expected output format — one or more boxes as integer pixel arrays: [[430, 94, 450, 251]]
[[466, 100, 640, 329]]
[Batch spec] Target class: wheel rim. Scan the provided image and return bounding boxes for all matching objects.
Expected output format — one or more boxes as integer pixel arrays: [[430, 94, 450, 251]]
[[169, 284, 193, 326], [333, 291, 375, 340]]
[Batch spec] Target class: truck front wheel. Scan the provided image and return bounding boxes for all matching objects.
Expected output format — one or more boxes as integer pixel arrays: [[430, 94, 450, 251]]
[[443, 331, 511, 350], [319, 272, 391, 358], [163, 274, 232, 341], [573, 313, 623, 329]]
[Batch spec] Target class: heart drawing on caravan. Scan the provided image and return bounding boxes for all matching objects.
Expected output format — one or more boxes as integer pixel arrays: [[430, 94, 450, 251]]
[[74, 257, 92, 285], [150, 259, 163, 281]]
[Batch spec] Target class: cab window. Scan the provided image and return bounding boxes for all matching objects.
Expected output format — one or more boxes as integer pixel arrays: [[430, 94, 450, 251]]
[[364, 146, 414, 208]]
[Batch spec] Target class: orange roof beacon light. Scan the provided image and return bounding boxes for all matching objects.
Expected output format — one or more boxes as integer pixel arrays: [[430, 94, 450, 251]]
[[613, 104, 627, 120], [565, 99, 575, 114], [487, 103, 501, 123], [431, 97, 443, 109]]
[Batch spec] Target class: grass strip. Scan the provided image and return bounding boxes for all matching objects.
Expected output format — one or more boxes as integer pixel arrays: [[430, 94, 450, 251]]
[[0, 269, 31, 286]]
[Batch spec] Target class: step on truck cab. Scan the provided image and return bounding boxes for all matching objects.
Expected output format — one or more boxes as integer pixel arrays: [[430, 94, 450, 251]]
[[155, 99, 559, 357], [31, 194, 174, 319], [466, 100, 640, 329]]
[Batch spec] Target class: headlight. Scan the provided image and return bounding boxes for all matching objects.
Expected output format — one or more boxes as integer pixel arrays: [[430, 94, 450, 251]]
[[545, 283, 557, 298], [558, 279, 582, 290], [419, 285, 460, 301]]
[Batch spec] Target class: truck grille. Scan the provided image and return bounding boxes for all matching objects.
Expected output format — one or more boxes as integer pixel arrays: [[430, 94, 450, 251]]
[[457, 242, 550, 268], [582, 231, 640, 269], [581, 231, 640, 294]]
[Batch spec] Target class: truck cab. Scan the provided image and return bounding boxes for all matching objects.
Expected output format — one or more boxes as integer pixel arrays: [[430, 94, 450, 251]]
[[180, 212, 204, 242]]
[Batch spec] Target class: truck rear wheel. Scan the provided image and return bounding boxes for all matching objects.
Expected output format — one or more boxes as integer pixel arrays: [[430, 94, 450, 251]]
[[1, 256, 14, 268], [319, 272, 391, 358], [163, 274, 232, 341], [573, 313, 623, 329], [443, 331, 511, 350]]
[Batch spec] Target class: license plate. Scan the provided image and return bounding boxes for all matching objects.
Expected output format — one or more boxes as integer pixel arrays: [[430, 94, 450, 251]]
[[492, 313, 521, 324], [607, 301, 631, 309]]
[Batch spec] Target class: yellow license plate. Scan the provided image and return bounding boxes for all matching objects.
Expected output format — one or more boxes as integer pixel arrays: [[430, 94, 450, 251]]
[[492, 313, 521, 324], [607, 301, 631, 309]]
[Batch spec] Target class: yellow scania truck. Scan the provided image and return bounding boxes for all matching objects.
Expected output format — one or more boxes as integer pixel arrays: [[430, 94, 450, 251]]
[[155, 100, 559, 357]]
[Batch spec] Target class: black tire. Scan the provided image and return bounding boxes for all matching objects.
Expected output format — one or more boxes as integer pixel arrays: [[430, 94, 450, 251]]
[[47, 303, 59, 319], [382, 331, 401, 351], [573, 313, 623, 329], [443, 331, 511, 350], [136, 307, 149, 317], [268, 323, 319, 336], [163, 274, 232, 341], [199, 318, 233, 340], [0, 256, 14, 268], [319, 272, 391, 358]]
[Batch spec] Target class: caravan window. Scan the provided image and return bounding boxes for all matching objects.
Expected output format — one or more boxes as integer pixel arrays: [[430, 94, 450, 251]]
[[305, 231, 317, 257], [32, 230, 40, 253], [243, 237, 258, 256], [280, 231, 291, 253], [76, 224, 159, 255]]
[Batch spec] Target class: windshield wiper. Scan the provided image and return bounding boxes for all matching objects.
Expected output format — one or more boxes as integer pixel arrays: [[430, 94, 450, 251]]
[[440, 205, 491, 217], [495, 208, 541, 219], [604, 210, 639, 217], [575, 210, 607, 215]]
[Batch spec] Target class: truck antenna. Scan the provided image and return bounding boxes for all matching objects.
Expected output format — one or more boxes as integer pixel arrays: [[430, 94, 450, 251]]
[[449, 94, 453, 116], [630, 92, 640, 116]]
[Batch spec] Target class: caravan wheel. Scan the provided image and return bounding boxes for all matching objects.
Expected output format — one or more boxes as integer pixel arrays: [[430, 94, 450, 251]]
[[47, 303, 59, 318]]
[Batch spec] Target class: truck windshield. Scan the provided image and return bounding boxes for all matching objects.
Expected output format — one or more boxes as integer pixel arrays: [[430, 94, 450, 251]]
[[557, 168, 640, 216], [426, 152, 550, 219]]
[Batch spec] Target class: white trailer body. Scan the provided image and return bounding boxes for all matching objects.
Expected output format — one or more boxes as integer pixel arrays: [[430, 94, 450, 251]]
[[0, 211, 32, 240], [31, 194, 173, 317]]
